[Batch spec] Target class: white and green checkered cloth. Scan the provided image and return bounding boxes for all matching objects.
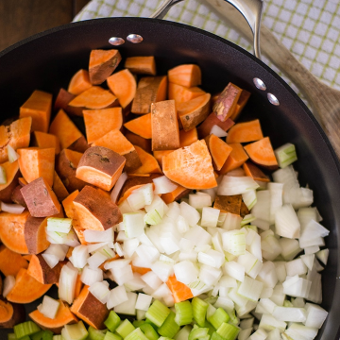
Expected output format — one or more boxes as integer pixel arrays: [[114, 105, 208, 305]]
[[74, 0, 340, 98]]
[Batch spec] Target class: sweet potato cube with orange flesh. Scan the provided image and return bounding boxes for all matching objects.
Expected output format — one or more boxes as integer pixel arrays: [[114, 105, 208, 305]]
[[107, 69, 137, 108], [161, 185, 191, 204], [33, 131, 61, 154], [0, 245, 29, 276], [177, 93, 211, 131], [244, 137, 279, 170], [151, 100, 180, 151], [53, 171, 69, 201], [131, 76, 167, 114], [213, 83, 242, 122], [6, 268, 52, 304], [124, 113, 152, 139], [197, 113, 234, 139], [68, 69, 92, 95], [20, 177, 61, 218], [29, 300, 78, 334], [27, 254, 63, 284], [243, 161, 270, 182], [17, 147, 55, 187], [168, 83, 206, 105], [73, 185, 123, 231], [0, 297, 26, 329], [0, 160, 19, 193], [168, 64, 202, 87], [219, 143, 249, 175], [153, 150, 174, 168], [71, 285, 109, 330], [205, 134, 233, 171], [229, 90, 251, 121], [89, 49, 122, 85], [227, 119, 263, 144], [19, 90, 52, 133], [56, 149, 86, 193], [130, 145, 163, 175], [0, 117, 32, 164], [163, 140, 217, 190], [0, 211, 30, 254], [92, 130, 142, 172], [68, 136, 90, 154], [76, 146, 126, 191], [124, 56, 156, 76], [49, 110, 83, 150], [54, 88, 76, 112], [83, 108, 123, 144], [214, 195, 242, 215], [125, 132, 152, 153], [180, 128, 198, 147]]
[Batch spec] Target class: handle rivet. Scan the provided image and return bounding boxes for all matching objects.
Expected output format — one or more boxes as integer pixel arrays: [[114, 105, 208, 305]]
[[253, 77, 266, 91], [127, 34, 144, 43], [108, 37, 125, 46], [267, 93, 280, 106]]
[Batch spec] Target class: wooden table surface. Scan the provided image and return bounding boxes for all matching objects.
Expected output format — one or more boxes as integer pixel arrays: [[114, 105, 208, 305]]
[[0, 0, 90, 52]]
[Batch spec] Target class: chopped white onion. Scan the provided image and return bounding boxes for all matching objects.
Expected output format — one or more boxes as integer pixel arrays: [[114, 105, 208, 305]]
[[0, 202, 25, 214]]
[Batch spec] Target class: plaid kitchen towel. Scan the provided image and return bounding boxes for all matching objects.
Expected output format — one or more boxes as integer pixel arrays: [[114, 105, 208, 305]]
[[74, 0, 340, 96]]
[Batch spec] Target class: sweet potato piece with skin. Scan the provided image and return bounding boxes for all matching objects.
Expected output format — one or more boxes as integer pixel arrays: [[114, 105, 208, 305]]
[[219, 143, 249, 175], [54, 88, 76, 112], [131, 76, 167, 114], [11, 184, 27, 207], [151, 100, 180, 151], [229, 90, 251, 121], [177, 93, 211, 131], [68, 69, 92, 95], [19, 90, 52, 132], [227, 119, 263, 144], [124, 56, 156, 75], [168, 82, 205, 105], [130, 145, 163, 175], [49, 110, 83, 150], [0, 211, 30, 254], [0, 245, 29, 276], [76, 146, 126, 191], [29, 300, 78, 334], [73, 185, 123, 231], [213, 83, 242, 122], [244, 137, 279, 170], [20, 177, 61, 218], [163, 140, 217, 190], [27, 254, 64, 284], [83, 107, 123, 144], [89, 49, 122, 85], [7, 268, 52, 304], [0, 297, 25, 329], [53, 171, 69, 201], [68, 136, 90, 153], [107, 69, 137, 108], [32, 131, 61, 154], [214, 195, 242, 215], [124, 113, 152, 139], [197, 113, 235, 139], [180, 128, 198, 147], [205, 134, 233, 171], [243, 161, 270, 182], [71, 285, 109, 330], [168, 64, 201, 87], [162, 185, 191, 204], [0, 161, 19, 203], [125, 132, 151, 153]]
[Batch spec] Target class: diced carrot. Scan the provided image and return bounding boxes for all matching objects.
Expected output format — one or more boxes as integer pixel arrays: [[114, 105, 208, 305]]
[[180, 128, 198, 147], [19, 90, 52, 132], [0, 245, 29, 277], [162, 140, 217, 190], [168, 82, 205, 105], [229, 90, 251, 121], [153, 150, 174, 168], [168, 64, 201, 87], [124, 113, 152, 139], [243, 161, 270, 182], [243, 137, 278, 169], [32, 131, 61, 154], [107, 69, 137, 108], [161, 185, 191, 204], [219, 143, 249, 175], [130, 145, 163, 175], [68, 69, 92, 95], [83, 107, 123, 144], [197, 113, 234, 139], [205, 134, 233, 171], [124, 56, 156, 75], [125, 132, 152, 153], [227, 119, 263, 144], [166, 274, 193, 303]]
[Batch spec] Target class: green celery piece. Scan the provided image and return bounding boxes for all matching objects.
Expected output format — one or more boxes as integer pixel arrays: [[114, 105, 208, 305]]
[[61, 321, 89, 340], [192, 297, 209, 327], [216, 322, 239, 340], [31, 330, 53, 340], [133, 320, 145, 328], [158, 338, 174, 340], [228, 309, 239, 326], [104, 311, 121, 332], [204, 321, 215, 336], [188, 327, 209, 340], [17, 337, 30, 340], [7, 334, 17, 340], [116, 319, 135, 339], [88, 326, 106, 340], [207, 308, 230, 330], [139, 323, 158, 340], [103, 332, 122, 340], [211, 332, 224, 340], [14, 321, 41, 339], [158, 311, 180, 339], [174, 301, 193, 326], [145, 300, 170, 327], [144, 319, 158, 330], [275, 143, 297, 168], [124, 328, 149, 340]]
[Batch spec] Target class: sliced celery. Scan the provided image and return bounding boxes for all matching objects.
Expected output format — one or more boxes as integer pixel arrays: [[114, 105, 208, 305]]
[[204, 321, 215, 336], [31, 330, 53, 340], [207, 307, 230, 330], [104, 311, 121, 332], [158, 311, 180, 338], [61, 321, 88, 340], [216, 322, 239, 340], [139, 324, 158, 340], [275, 143, 297, 168], [188, 327, 209, 340], [116, 319, 135, 338], [145, 300, 170, 327], [124, 328, 149, 340], [18, 337, 30, 340], [7, 334, 16, 340], [133, 320, 145, 328], [14, 321, 41, 339], [174, 301, 193, 326], [103, 332, 122, 340], [192, 297, 209, 327], [211, 332, 224, 340], [88, 326, 106, 340], [158, 338, 174, 340]]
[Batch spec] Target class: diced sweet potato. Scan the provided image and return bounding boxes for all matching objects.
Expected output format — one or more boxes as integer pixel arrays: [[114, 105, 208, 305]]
[[180, 128, 198, 147], [161, 185, 191, 204], [124, 56, 156, 75], [153, 150, 174, 168], [243, 161, 270, 182], [214, 195, 242, 215], [168, 64, 201, 87], [10, 184, 26, 207], [0, 245, 29, 276], [68, 136, 90, 154], [68, 69, 92, 95], [197, 113, 234, 139], [227, 119, 263, 144], [32, 131, 61, 154], [168, 82, 205, 105], [54, 88, 76, 112], [20, 177, 61, 218], [229, 90, 251, 121], [124, 113, 152, 139], [76, 146, 126, 191], [53, 171, 69, 201], [0, 161, 20, 203], [24, 215, 51, 254], [0, 297, 25, 329], [219, 143, 249, 175], [73, 185, 123, 231], [130, 145, 163, 175], [125, 132, 152, 153], [205, 134, 232, 171]]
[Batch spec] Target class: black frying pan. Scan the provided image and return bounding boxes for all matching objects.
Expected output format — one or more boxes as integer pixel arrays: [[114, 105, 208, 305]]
[[0, 17, 339, 339]]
